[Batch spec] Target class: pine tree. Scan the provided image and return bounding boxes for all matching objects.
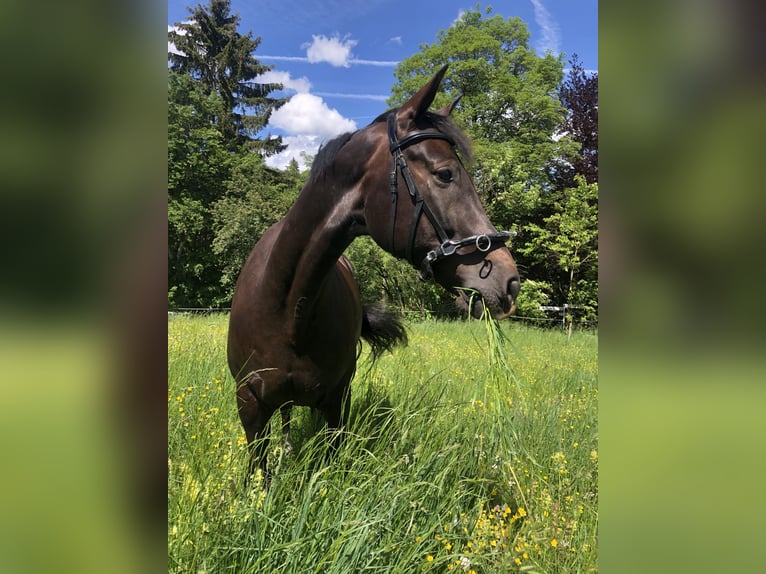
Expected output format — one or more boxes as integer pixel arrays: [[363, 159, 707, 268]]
[[168, 0, 286, 154]]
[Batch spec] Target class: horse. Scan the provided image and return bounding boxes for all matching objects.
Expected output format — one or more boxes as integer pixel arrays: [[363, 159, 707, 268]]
[[227, 65, 521, 480]]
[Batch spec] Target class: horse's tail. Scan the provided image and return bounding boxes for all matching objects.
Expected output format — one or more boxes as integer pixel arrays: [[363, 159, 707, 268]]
[[361, 303, 408, 361]]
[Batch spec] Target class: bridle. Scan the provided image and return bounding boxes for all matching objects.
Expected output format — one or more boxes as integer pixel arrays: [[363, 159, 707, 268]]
[[387, 113, 514, 280]]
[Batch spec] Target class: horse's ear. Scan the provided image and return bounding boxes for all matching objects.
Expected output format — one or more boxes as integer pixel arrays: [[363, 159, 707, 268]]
[[435, 94, 462, 117], [396, 64, 449, 131]]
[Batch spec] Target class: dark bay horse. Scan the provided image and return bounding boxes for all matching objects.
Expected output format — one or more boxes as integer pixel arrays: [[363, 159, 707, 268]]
[[227, 65, 520, 479]]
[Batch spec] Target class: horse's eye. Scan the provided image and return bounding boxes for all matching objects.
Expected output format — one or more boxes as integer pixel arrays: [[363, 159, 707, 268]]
[[436, 169, 453, 183]]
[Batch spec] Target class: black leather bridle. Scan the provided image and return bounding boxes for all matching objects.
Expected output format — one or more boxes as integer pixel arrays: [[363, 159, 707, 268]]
[[387, 113, 514, 280]]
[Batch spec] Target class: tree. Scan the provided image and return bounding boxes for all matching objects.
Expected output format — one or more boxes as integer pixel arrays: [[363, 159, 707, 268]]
[[517, 176, 598, 320], [168, 0, 286, 154], [558, 55, 598, 186], [380, 5, 590, 319], [344, 237, 455, 318], [168, 1, 301, 307], [168, 70, 232, 307], [212, 156, 305, 299], [388, 6, 578, 233]]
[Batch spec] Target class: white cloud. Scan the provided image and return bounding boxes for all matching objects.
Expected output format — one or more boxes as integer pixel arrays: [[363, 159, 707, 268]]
[[266, 93, 357, 170], [303, 34, 358, 67], [167, 25, 185, 56], [256, 70, 311, 93], [259, 54, 397, 67], [529, 0, 561, 55], [314, 91, 388, 102], [269, 93, 357, 139], [347, 58, 398, 67], [265, 135, 322, 170], [388, 36, 402, 46]]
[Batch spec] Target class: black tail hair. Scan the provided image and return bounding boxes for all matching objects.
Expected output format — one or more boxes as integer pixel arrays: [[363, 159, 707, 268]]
[[361, 303, 408, 361]]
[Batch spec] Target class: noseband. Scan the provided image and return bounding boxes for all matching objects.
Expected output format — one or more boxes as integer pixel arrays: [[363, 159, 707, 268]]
[[387, 113, 513, 280]]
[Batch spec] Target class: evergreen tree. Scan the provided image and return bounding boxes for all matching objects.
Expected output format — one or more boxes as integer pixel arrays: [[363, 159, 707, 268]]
[[168, 70, 232, 307], [168, 1, 291, 307], [168, 0, 286, 154]]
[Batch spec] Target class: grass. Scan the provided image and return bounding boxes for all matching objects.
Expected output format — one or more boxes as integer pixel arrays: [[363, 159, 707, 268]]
[[168, 314, 597, 573]]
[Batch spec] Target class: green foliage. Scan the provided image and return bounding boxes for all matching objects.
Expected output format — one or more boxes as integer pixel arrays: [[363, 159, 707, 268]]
[[388, 6, 579, 232], [344, 237, 455, 318], [212, 156, 305, 298], [513, 279, 553, 319], [169, 315, 598, 573], [517, 176, 598, 318], [168, 71, 233, 307], [379, 5, 597, 323], [168, 1, 298, 307]]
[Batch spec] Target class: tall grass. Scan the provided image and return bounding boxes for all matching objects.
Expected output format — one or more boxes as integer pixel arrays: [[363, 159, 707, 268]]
[[169, 315, 597, 573]]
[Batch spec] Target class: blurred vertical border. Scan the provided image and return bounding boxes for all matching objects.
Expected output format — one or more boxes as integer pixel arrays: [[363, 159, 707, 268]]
[[601, 1, 765, 572], [0, 1, 167, 572]]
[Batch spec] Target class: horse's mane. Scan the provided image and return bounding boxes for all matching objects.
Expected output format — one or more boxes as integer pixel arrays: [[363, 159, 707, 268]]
[[307, 131, 355, 186], [308, 109, 473, 186]]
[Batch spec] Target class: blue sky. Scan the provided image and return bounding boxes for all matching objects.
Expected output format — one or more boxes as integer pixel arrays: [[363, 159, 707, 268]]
[[168, 0, 597, 169]]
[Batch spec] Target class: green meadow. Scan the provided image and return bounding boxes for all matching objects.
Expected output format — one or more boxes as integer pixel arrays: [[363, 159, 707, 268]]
[[168, 314, 597, 573]]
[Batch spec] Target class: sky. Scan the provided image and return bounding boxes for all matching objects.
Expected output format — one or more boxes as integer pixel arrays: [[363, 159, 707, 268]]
[[168, 0, 598, 169]]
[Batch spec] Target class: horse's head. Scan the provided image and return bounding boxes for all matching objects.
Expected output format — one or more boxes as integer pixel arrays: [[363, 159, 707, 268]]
[[359, 65, 520, 319]]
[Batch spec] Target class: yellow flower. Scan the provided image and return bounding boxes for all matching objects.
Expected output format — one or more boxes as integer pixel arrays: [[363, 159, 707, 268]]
[[426, 555, 434, 562], [550, 539, 558, 548]]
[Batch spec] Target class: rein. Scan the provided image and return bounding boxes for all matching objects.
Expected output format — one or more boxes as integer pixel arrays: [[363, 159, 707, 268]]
[[386, 113, 514, 280]]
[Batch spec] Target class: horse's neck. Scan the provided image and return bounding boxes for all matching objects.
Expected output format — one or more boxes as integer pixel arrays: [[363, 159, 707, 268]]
[[267, 181, 360, 337]]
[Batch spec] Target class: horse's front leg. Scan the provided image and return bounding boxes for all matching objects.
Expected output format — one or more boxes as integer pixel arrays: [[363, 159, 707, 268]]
[[321, 374, 353, 457], [279, 403, 293, 457], [236, 377, 275, 487]]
